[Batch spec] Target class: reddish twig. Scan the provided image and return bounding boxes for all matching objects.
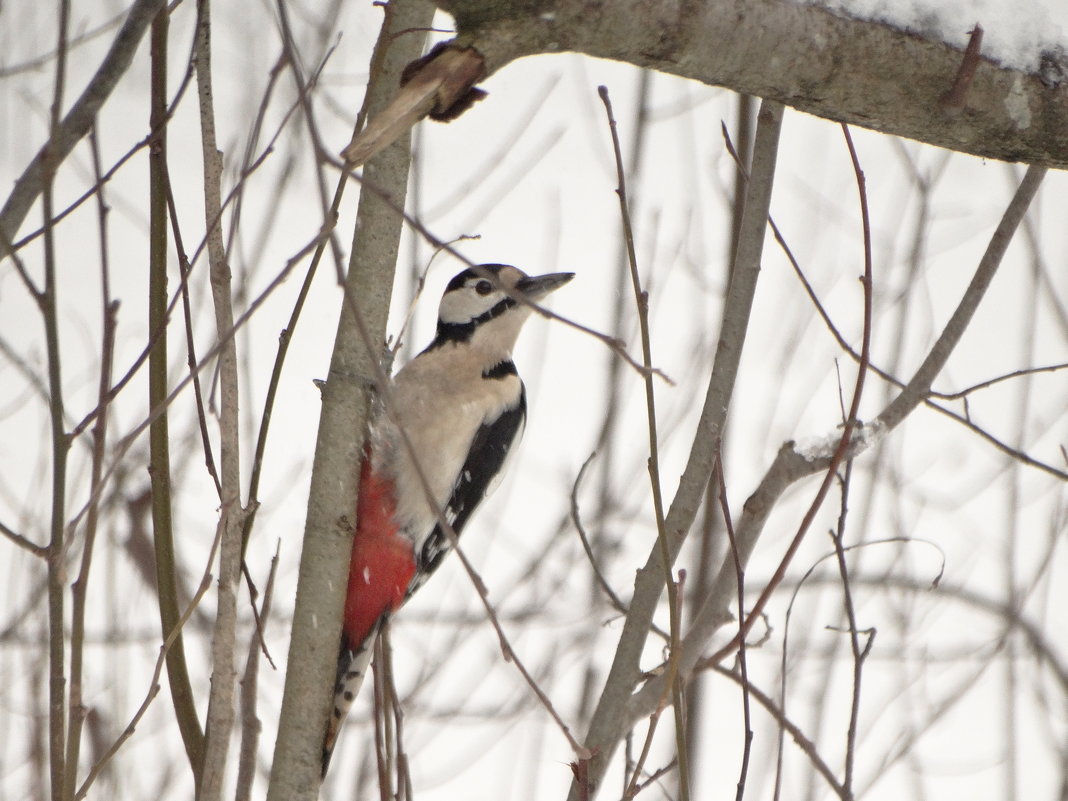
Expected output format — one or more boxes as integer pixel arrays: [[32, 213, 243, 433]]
[[942, 24, 984, 112]]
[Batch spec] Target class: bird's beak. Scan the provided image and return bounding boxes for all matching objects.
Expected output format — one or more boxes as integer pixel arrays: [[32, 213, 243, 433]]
[[515, 271, 574, 301]]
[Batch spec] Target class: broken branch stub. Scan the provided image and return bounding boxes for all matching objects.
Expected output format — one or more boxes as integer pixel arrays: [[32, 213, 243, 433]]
[[341, 43, 487, 167]]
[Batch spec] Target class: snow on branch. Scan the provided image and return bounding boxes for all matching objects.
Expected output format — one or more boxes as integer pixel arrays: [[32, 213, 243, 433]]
[[438, 0, 1068, 169]]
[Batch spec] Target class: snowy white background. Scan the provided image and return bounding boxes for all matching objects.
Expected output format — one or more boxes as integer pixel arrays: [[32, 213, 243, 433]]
[[1, 1, 1067, 800]]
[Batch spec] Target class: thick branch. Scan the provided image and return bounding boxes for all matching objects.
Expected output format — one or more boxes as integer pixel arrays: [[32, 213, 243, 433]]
[[438, 0, 1068, 169], [265, 2, 433, 799]]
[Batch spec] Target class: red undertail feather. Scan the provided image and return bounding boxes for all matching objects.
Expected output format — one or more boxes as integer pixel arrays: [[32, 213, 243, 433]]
[[343, 452, 416, 647], [323, 448, 417, 778]]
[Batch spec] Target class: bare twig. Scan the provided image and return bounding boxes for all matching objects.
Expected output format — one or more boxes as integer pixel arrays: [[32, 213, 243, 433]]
[[63, 125, 117, 801], [772, 536, 941, 801], [829, 460, 873, 798], [0, 0, 168, 250], [577, 67, 653, 731], [147, 9, 205, 780], [44, 6, 73, 798], [0, 520, 47, 558], [718, 123, 876, 658], [235, 543, 280, 801], [730, 127, 1068, 481], [329, 152, 674, 385], [163, 153, 222, 500], [572, 98, 785, 800], [632, 158, 1046, 749], [195, 1, 250, 796], [74, 523, 227, 801], [598, 82, 689, 801], [569, 453, 630, 617], [716, 458, 753, 801], [881, 166, 1046, 427], [66, 227, 333, 542], [625, 121, 877, 733], [711, 664, 846, 799], [241, 6, 347, 557]]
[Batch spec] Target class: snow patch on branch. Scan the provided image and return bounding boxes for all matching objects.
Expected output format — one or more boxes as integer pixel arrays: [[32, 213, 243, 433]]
[[1005, 76, 1033, 128], [797, 0, 1068, 74], [792, 419, 887, 461]]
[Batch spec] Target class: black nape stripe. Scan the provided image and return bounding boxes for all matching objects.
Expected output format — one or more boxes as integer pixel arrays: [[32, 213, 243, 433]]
[[482, 360, 517, 380]]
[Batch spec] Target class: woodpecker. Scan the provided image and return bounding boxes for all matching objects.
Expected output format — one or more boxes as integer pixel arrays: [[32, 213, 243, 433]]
[[321, 263, 573, 776]]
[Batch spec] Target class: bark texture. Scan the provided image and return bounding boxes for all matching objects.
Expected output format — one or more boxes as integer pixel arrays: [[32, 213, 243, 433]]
[[437, 0, 1068, 168], [265, 2, 434, 799]]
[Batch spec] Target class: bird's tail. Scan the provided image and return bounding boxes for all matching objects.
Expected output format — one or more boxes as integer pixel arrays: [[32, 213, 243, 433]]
[[321, 624, 379, 778]]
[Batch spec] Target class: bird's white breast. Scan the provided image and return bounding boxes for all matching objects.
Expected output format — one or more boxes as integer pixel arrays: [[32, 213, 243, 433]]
[[370, 344, 522, 544]]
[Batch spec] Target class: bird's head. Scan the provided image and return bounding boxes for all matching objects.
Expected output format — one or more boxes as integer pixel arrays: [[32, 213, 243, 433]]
[[429, 264, 573, 359]]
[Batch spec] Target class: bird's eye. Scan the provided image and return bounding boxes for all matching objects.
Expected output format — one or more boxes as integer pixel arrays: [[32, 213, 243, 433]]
[[474, 280, 493, 296]]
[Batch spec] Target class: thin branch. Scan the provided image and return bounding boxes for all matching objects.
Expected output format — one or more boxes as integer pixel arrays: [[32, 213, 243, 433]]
[[163, 166, 222, 500], [632, 161, 1047, 755], [597, 83, 689, 801], [371, 632, 394, 801], [68, 58, 294, 444], [572, 98, 784, 800], [877, 164, 1047, 430], [922, 397, 1068, 481], [66, 227, 333, 541], [382, 626, 413, 801], [625, 120, 877, 730], [0, 520, 48, 558], [147, 7, 205, 780], [577, 67, 653, 733], [733, 131, 1066, 481], [710, 664, 846, 799], [0, 0, 168, 250], [235, 542, 281, 801], [44, 5, 73, 797], [772, 537, 942, 801], [719, 119, 878, 652], [829, 460, 870, 799], [829, 133, 875, 801], [195, 0, 249, 796], [63, 125, 117, 801], [74, 522, 227, 801], [930, 362, 1068, 399], [328, 152, 674, 385], [240, 12, 344, 554], [716, 459, 753, 801], [569, 453, 630, 617]]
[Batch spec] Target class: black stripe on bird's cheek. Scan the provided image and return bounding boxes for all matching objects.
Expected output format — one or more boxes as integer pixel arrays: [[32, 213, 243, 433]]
[[424, 296, 517, 351]]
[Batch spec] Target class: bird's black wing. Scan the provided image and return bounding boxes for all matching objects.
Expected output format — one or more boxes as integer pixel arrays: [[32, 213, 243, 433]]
[[411, 380, 526, 592]]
